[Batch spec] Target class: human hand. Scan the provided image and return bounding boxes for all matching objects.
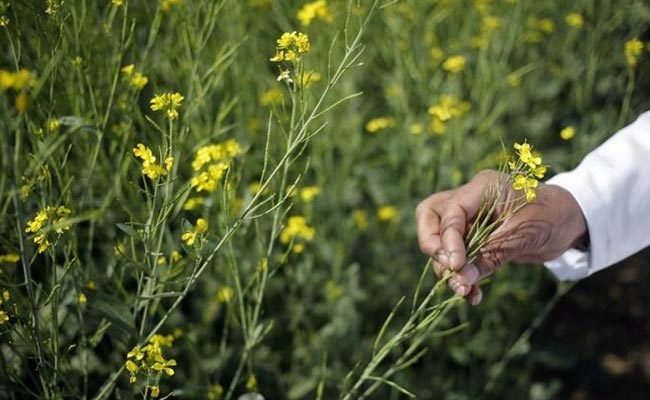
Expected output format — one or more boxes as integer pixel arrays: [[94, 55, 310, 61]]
[[415, 169, 587, 305]]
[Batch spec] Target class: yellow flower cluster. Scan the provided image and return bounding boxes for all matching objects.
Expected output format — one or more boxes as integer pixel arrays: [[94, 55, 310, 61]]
[[560, 125, 576, 141], [427, 95, 471, 135], [214, 286, 234, 303], [190, 139, 242, 193], [509, 141, 546, 202], [207, 384, 224, 400], [125, 334, 177, 392], [150, 92, 184, 120], [0, 289, 10, 325], [297, 1, 333, 26], [181, 218, 208, 246], [377, 205, 399, 222], [25, 206, 71, 253], [280, 216, 315, 253], [299, 186, 321, 203], [45, 0, 64, 16], [0, 253, 19, 264], [0, 68, 36, 90], [365, 116, 395, 133], [0, 15, 8, 27], [624, 38, 645, 68], [161, 0, 182, 11], [270, 31, 310, 63], [565, 12, 584, 28], [260, 87, 284, 107], [121, 64, 149, 89], [442, 55, 466, 74], [132, 144, 174, 180], [523, 17, 555, 43]]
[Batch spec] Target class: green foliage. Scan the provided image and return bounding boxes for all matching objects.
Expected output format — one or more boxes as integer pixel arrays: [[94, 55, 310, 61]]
[[0, 0, 648, 399]]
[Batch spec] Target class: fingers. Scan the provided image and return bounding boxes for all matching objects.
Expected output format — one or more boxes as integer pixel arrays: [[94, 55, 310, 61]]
[[467, 285, 483, 306], [447, 262, 492, 292], [415, 199, 443, 258], [440, 204, 468, 270]]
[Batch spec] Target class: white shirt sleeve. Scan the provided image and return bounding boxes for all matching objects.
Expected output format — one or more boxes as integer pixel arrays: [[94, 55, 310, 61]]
[[543, 110, 650, 281]]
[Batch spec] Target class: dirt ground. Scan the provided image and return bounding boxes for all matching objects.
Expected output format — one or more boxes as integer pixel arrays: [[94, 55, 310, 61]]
[[532, 248, 650, 399]]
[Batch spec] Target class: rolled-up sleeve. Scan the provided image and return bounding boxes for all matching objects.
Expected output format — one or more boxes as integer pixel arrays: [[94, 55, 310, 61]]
[[544, 111, 650, 281]]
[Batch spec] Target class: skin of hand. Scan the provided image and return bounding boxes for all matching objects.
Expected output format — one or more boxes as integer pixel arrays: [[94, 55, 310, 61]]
[[415, 169, 588, 305]]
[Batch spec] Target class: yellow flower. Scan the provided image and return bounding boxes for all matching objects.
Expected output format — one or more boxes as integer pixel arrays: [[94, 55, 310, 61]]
[[624, 38, 644, 68], [246, 374, 258, 391], [15, 91, 28, 113], [514, 141, 541, 169], [207, 384, 224, 400], [513, 175, 539, 202], [181, 231, 197, 246], [133, 143, 156, 164], [430, 47, 444, 63], [182, 218, 208, 246], [270, 31, 310, 62], [127, 346, 145, 360], [565, 13, 584, 28], [45, 0, 64, 16], [298, 70, 322, 88], [150, 92, 184, 120], [280, 216, 315, 244], [538, 18, 555, 33], [78, 293, 87, 304], [0, 253, 20, 264], [133, 144, 170, 180], [150, 385, 160, 398], [190, 141, 242, 193], [560, 125, 576, 141], [442, 55, 466, 74], [260, 87, 284, 106], [167, 251, 181, 263], [297, 0, 333, 26], [161, 0, 182, 11], [377, 206, 399, 222], [299, 186, 321, 203], [365, 116, 395, 133], [409, 123, 423, 135], [506, 73, 522, 88], [0, 16, 9, 27], [0, 310, 8, 324], [47, 118, 60, 132], [195, 218, 208, 234], [121, 64, 135, 75], [112, 0, 124, 6], [183, 197, 205, 211], [214, 287, 234, 303], [152, 356, 177, 376], [481, 15, 501, 34], [130, 73, 148, 89]]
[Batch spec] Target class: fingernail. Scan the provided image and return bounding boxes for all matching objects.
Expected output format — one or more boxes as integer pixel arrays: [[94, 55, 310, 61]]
[[449, 277, 468, 296], [448, 251, 461, 269]]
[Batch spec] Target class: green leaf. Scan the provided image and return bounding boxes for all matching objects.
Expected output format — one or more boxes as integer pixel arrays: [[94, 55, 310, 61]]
[[87, 293, 137, 339]]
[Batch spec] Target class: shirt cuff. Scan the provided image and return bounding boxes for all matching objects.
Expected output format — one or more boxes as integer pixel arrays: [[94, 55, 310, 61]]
[[542, 172, 602, 281], [544, 248, 590, 281]]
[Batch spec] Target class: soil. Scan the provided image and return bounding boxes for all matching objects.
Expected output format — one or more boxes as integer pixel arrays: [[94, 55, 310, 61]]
[[532, 248, 650, 399]]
